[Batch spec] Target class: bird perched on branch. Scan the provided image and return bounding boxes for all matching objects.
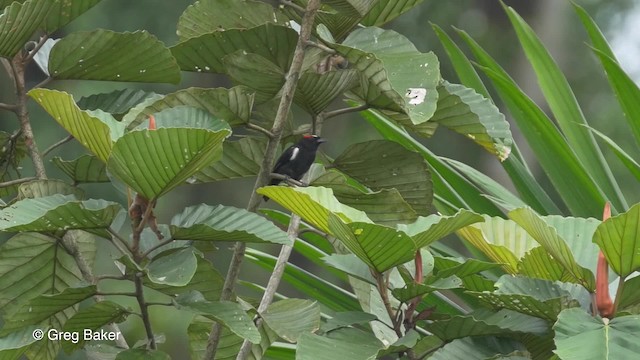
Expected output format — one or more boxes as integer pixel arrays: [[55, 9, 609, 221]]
[[264, 134, 326, 201]]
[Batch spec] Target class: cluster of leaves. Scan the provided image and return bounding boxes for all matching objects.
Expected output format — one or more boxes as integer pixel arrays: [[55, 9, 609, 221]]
[[0, 1, 639, 360]]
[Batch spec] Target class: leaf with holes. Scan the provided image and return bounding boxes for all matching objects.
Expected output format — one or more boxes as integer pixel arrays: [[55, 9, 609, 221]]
[[48, 29, 180, 83]]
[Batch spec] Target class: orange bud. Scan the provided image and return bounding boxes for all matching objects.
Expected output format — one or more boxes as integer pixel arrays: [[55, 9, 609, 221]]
[[149, 115, 156, 130], [596, 202, 614, 318]]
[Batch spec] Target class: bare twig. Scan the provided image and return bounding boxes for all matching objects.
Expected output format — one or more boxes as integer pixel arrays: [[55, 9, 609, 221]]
[[280, 0, 305, 13], [304, 40, 336, 54], [0, 176, 36, 188], [140, 237, 176, 259], [96, 274, 128, 281], [245, 122, 274, 138], [268, 173, 307, 187], [322, 104, 370, 120], [32, 76, 52, 90], [95, 291, 138, 297], [134, 272, 156, 349], [0, 102, 18, 112], [42, 134, 74, 157], [205, 1, 324, 359], [108, 227, 134, 256]]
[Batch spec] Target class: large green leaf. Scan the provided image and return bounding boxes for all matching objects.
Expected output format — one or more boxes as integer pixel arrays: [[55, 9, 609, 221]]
[[175, 292, 261, 344], [456, 29, 606, 217], [170, 204, 291, 245], [0, 194, 122, 236], [592, 203, 640, 277], [312, 169, 418, 226], [77, 88, 154, 118], [257, 186, 371, 234], [176, 0, 288, 40], [171, 23, 297, 74], [107, 122, 230, 200], [431, 81, 512, 160], [295, 69, 359, 114], [333, 139, 432, 215], [192, 136, 266, 182], [554, 308, 640, 360], [261, 299, 320, 343], [458, 215, 537, 273], [124, 86, 254, 129], [0, 0, 50, 58], [48, 29, 180, 83], [428, 337, 527, 360], [17, 178, 84, 199], [147, 248, 198, 287], [145, 256, 224, 302], [223, 51, 285, 104], [52, 155, 109, 183], [61, 301, 129, 352], [1, 286, 96, 335], [0, 233, 82, 316], [30, 89, 124, 162], [296, 328, 383, 360], [509, 208, 595, 290], [329, 27, 440, 125], [398, 209, 484, 248], [360, 0, 424, 27], [503, 4, 625, 212]]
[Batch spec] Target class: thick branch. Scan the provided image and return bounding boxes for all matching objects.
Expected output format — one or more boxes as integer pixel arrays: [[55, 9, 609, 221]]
[[204, 1, 323, 359]]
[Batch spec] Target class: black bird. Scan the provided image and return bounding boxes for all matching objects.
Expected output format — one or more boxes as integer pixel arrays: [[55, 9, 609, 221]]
[[264, 134, 326, 201]]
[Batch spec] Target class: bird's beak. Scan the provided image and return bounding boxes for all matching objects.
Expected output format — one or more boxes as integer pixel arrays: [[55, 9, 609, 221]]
[[317, 138, 327, 143]]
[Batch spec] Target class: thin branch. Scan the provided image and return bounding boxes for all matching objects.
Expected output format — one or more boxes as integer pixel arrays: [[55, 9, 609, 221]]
[[0, 102, 18, 112], [269, 173, 307, 187], [135, 200, 155, 234], [304, 40, 336, 54], [96, 274, 128, 281], [146, 301, 174, 307], [24, 35, 48, 64], [42, 134, 74, 157], [32, 76, 52, 90], [95, 291, 138, 297], [245, 122, 274, 138], [108, 227, 134, 256], [280, 0, 305, 13], [11, 54, 47, 179], [205, 1, 324, 359], [134, 272, 156, 349], [0, 176, 36, 188], [322, 104, 369, 120], [140, 237, 176, 259]]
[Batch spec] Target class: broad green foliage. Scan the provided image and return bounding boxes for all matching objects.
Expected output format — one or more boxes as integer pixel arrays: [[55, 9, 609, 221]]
[[2, 0, 640, 359]]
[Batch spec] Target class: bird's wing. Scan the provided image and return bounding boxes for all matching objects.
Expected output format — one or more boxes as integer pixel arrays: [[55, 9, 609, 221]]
[[273, 145, 298, 172]]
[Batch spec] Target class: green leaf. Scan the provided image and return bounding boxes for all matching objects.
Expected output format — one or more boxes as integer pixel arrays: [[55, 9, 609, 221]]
[[17, 178, 84, 199], [509, 208, 595, 290], [223, 51, 285, 103], [426, 310, 548, 341], [0, 194, 122, 236], [145, 256, 224, 302], [42, 0, 102, 33], [125, 86, 255, 130], [0, 326, 39, 353], [434, 256, 502, 279], [147, 248, 198, 287], [0, 0, 50, 58], [398, 209, 484, 248], [107, 125, 230, 200], [457, 29, 606, 217], [29, 89, 124, 162], [48, 29, 180, 83], [458, 215, 537, 273], [170, 204, 291, 245], [323, 253, 375, 284], [261, 299, 320, 342], [52, 155, 109, 183], [502, 4, 625, 212], [593, 203, 640, 277], [331, 28, 440, 125], [431, 81, 512, 160], [324, 0, 375, 17], [77, 88, 154, 118], [115, 349, 171, 360], [428, 337, 526, 360], [61, 301, 128, 352], [258, 186, 371, 234], [296, 328, 383, 360], [1, 286, 96, 335], [176, 0, 288, 40], [392, 276, 462, 302], [360, 0, 424, 27], [171, 23, 297, 74], [0, 233, 82, 317], [333, 139, 432, 216], [589, 127, 640, 182], [192, 136, 266, 182], [618, 275, 640, 310], [322, 311, 377, 332], [554, 308, 640, 360], [295, 69, 359, 114], [518, 247, 572, 283], [175, 292, 261, 344]]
